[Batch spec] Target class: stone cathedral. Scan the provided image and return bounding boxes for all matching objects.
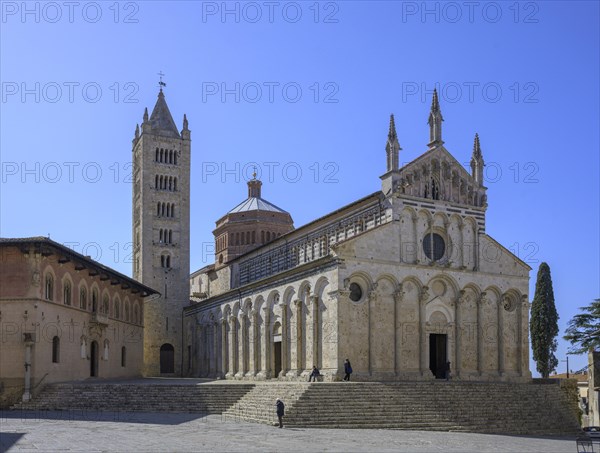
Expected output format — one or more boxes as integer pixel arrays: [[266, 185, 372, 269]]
[[135, 88, 531, 382]]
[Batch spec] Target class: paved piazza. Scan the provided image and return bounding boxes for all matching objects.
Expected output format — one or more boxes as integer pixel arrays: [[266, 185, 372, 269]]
[[1, 409, 577, 452]]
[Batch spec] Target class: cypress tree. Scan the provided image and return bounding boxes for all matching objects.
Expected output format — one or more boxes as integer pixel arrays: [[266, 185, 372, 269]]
[[530, 262, 559, 378]]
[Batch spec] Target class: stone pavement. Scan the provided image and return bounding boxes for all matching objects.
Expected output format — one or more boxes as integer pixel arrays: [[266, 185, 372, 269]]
[[0, 410, 577, 452]]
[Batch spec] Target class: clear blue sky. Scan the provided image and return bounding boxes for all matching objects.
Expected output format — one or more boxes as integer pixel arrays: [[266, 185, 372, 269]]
[[1, 1, 598, 376]]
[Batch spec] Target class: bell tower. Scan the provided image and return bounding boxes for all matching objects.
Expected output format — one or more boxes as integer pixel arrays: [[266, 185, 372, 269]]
[[132, 85, 191, 376]]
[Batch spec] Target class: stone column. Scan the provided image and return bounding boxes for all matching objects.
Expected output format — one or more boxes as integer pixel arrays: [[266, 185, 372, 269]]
[[498, 295, 506, 377], [477, 292, 487, 376], [227, 316, 237, 378], [411, 214, 418, 264], [281, 304, 288, 377], [248, 309, 258, 377], [294, 299, 303, 376], [221, 319, 228, 377], [393, 287, 404, 375], [196, 323, 204, 377], [236, 313, 246, 378], [309, 295, 319, 368], [211, 321, 218, 377], [258, 306, 270, 379], [419, 286, 429, 377], [454, 290, 465, 379]]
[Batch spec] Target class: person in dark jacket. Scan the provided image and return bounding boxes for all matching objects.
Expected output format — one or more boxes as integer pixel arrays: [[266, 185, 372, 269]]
[[275, 398, 285, 428], [343, 359, 353, 381], [308, 366, 321, 382]]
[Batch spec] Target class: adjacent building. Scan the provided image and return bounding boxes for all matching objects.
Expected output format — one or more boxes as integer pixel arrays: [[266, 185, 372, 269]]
[[0, 237, 158, 406]]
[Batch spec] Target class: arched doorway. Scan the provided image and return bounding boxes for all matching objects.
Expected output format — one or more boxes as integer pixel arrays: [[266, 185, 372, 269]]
[[90, 341, 99, 377], [272, 322, 282, 378], [160, 343, 175, 373]]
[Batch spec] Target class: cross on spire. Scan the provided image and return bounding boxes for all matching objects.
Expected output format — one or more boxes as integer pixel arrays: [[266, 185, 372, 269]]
[[157, 71, 167, 91]]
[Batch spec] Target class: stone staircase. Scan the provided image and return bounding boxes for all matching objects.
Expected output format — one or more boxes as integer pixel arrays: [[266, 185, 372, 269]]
[[12, 382, 254, 414], [11, 380, 581, 435]]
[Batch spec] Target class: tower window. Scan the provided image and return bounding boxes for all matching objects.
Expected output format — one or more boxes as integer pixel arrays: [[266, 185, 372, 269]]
[[174, 178, 177, 191], [155, 148, 159, 162]]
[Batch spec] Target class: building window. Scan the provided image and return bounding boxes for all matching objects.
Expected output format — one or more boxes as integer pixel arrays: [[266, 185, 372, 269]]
[[423, 233, 446, 261], [133, 304, 140, 324], [52, 336, 60, 363], [92, 289, 98, 312], [349, 283, 363, 302], [121, 347, 127, 367], [63, 281, 71, 306], [114, 299, 120, 319], [102, 295, 109, 315], [125, 303, 130, 322], [79, 287, 87, 310], [45, 274, 54, 301]]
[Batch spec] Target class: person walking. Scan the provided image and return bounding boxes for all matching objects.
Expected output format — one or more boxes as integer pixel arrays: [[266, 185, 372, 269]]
[[276, 398, 285, 428], [343, 359, 353, 381]]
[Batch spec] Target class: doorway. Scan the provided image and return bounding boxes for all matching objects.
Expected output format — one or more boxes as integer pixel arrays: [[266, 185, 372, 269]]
[[160, 343, 175, 373], [273, 341, 282, 378], [90, 341, 99, 377], [429, 334, 447, 379]]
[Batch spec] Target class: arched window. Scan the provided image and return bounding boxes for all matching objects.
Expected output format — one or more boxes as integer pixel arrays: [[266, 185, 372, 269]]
[[266, 231, 271, 242], [161, 255, 165, 268], [102, 295, 109, 315], [155, 175, 159, 189], [160, 148, 164, 163], [45, 274, 54, 301], [168, 176, 172, 191], [169, 150, 173, 164], [431, 178, 440, 200], [157, 202, 161, 217], [63, 280, 71, 305], [166, 256, 171, 268], [168, 230, 172, 244], [166, 204, 171, 217], [114, 299, 120, 319], [121, 347, 127, 367], [161, 203, 165, 217], [159, 229, 163, 243], [155, 148, 159, 162], [92, 288, 98, 312], [125, 303, 130, 322], [174, 178, 177, 191], [174, 153, 177, 165], [79, 287, 87, 310], [171, 204, 175, 217], [133, 304, 140, 324], [52, 336, 60, 363]]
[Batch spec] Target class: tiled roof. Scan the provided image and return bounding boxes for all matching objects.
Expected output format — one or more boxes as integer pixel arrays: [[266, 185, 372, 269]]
[[228, 197, 289, 214]]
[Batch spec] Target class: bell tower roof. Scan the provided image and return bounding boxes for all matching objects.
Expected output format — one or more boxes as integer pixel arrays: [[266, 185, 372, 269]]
[[148, 89, 181, 138]]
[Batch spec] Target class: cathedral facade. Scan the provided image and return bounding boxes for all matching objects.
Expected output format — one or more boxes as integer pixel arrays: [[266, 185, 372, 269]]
[[181, 91, 532, 382]]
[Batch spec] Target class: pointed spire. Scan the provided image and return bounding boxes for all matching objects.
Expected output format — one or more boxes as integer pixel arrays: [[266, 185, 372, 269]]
[[143, 107, 149, 123], [470, 132, 484, 185], [472, 132, 482, 159], [148, 89, 180, 138], [385, 114, 401, 173], [428, 88, 444, 148], [183, 114, 189, 131], [135, 123, 140, 139]]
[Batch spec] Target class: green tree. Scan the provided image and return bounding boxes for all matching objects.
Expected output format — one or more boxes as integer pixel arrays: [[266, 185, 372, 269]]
[[564, 299, 600, 354], [530, 262, 559, 378]]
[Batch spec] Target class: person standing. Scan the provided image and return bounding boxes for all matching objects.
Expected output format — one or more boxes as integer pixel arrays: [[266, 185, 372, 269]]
[[276, 398, 285, 428], [308, 366, 321, 382], [343, 359, 353, 381]]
